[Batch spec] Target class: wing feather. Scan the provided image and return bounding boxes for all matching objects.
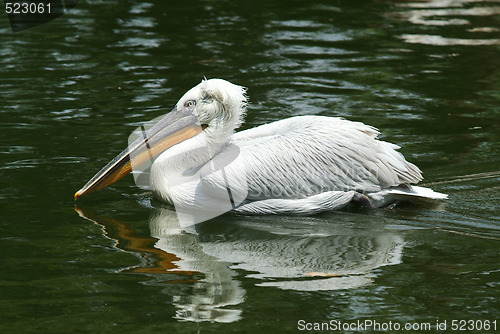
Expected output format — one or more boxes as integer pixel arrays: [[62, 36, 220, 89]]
[[200, 116, 422, 201]]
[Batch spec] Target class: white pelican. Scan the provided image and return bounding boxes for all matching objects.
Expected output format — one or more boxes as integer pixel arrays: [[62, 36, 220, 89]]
[[75, 79, 447, 216]]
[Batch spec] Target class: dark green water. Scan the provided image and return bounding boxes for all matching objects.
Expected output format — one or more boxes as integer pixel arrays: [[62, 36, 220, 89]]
[[1, 0, 499, 333]]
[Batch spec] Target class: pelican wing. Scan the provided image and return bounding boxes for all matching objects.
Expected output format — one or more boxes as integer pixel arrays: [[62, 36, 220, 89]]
[[199, 116, 422, 201]]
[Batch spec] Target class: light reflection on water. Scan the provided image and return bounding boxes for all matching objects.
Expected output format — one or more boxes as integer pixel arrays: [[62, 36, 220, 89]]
[[389, 0, 500, 45], [401, 34, 500, 46]]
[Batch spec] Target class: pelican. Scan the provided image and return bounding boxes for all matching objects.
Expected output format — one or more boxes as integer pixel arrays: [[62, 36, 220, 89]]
[[75, 79, 447, 216]]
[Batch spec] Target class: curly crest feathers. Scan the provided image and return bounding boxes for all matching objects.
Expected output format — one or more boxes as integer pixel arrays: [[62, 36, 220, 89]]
[[199, 78, 248, 129]]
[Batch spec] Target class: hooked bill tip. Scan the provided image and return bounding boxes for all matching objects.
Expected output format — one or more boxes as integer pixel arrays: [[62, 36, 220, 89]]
[[74, 190, 83, 200]]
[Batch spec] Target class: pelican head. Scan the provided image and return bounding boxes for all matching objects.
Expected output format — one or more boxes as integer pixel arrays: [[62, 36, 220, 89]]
[[74, 78, 247, 199], [181, 78, 247, 136]]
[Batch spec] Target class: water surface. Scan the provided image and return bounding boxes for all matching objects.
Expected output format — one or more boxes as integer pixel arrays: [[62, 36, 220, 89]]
[[1, 0, 499, 332]]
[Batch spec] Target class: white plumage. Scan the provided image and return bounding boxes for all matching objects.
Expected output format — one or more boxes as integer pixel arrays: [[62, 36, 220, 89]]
[[147, 79, 447, 215]]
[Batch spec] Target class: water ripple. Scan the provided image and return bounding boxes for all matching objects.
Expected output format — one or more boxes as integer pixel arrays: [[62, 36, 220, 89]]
[[389, 0, 500, 46]]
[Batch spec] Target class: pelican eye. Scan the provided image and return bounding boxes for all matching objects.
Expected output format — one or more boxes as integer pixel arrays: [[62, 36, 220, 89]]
[[185, 100, 196, 108]]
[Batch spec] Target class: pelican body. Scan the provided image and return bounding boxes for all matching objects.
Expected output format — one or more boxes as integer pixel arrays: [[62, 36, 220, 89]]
[[75, 79, 447, 217]]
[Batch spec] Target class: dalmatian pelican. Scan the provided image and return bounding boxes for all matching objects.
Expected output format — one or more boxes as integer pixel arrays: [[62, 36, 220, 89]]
[[74, 79, 447, 215]]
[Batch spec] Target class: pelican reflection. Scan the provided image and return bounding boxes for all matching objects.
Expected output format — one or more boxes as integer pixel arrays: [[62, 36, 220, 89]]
[[77, 205, 406, 322]]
